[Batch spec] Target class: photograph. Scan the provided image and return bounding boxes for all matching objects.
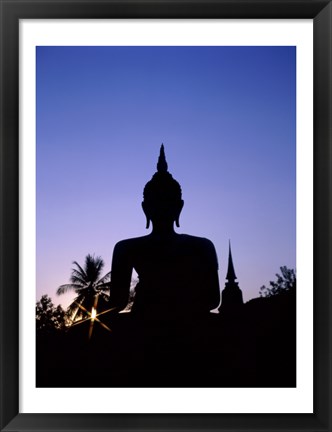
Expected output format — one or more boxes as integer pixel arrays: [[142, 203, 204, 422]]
[[1, 0, 332, 429], [36, 45, 296, 388]]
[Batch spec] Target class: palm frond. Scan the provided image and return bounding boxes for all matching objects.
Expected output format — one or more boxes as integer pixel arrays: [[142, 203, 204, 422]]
[[99, 291, 110, 302], [72, 285, 93, 294], [97, 281, 111, 289], [67, 294, 87, 321], [96, 283, 111, 295], [70, 269, 88, 286], [97, 271, 111, 285], [56, 283, 83, 295], [72, 261, 87, 279], [85, 254, 104, 283], [66, 301, 79, 317]]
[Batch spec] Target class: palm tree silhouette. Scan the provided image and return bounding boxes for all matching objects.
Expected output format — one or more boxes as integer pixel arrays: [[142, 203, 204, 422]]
[[57, 254, 110, 322]]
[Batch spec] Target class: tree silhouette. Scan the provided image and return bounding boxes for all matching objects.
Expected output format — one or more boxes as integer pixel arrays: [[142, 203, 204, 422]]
[[36, 294, 67, 333], [56, 254, 110, 321], [259, 266, 296, 297]]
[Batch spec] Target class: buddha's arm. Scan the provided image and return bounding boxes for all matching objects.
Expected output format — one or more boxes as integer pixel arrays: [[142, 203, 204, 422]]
[[109, 241, 133, 312], [206, 270, 221, 311], [204, 240, 221, 310]]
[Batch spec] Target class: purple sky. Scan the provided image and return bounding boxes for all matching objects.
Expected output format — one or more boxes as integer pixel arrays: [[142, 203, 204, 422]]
[[36, 46, 296, 309]]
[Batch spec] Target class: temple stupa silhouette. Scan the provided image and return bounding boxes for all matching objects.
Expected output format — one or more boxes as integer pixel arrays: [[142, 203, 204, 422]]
[[218, 241, 243, 311]]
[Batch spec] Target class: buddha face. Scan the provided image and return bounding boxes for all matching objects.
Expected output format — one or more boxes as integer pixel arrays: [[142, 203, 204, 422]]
[[142, 198, 184, 229]]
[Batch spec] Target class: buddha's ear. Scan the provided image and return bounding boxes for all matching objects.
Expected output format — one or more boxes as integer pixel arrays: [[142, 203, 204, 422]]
[[141, 201, 151, 229], [175, 200, 184, 228]]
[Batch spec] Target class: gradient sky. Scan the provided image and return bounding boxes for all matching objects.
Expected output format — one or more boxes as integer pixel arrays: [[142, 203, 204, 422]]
[[36, 46, 296, 309]]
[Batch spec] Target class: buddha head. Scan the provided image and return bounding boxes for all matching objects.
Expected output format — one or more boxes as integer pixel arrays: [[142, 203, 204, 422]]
[[142, 145, 184, 230]]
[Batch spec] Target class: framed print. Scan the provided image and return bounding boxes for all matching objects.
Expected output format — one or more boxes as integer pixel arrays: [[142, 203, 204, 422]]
[[1, 0, 331, 431]]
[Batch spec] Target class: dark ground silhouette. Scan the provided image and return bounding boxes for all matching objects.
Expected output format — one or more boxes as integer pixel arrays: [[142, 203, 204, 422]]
[[36, 289, 295, 388]]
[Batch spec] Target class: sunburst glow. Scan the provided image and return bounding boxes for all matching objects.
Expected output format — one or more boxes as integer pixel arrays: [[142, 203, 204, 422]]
[[91, 307, 97, 320]]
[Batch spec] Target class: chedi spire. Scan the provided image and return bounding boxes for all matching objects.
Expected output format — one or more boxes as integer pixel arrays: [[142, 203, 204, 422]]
[[219, 241, 243, 312], [226, 240, 237, 282]]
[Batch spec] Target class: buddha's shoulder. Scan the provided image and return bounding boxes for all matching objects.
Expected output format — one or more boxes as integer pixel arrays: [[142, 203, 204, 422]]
[[113, 234, 216, 251], [113, 236, 151, 250], [179, 234, 215, 248]]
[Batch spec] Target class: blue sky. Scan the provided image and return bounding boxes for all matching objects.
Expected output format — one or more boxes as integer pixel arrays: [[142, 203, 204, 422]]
[[36, 46, 296, 308]]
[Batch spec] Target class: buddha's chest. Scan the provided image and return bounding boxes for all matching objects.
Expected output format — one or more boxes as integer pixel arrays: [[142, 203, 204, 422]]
[[133, 245, 200, 278]]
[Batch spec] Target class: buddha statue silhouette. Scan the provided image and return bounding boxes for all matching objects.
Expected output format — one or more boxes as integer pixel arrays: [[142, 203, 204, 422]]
[[109, 145, 220, 323]]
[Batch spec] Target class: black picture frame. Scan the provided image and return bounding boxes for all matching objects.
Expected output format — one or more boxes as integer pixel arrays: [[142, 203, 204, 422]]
[[1, 1, 331, 431]]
